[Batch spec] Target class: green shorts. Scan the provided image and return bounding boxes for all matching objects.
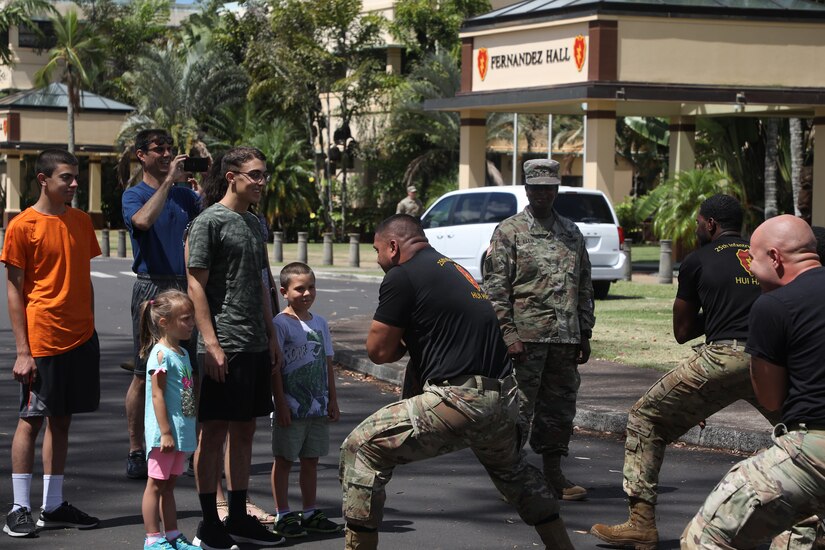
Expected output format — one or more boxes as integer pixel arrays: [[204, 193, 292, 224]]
[[272, 416, 330, 462]]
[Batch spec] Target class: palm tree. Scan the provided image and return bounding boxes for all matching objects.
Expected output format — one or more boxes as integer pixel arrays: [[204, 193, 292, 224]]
[[636, 169, 744, 257], [117, 44, 249, 156], [763, 118, 779, 219], [0, 0, 54, 65], [383, 50, 461, 191], [34, 9, 102, 207], [247, 119, 317, 232]]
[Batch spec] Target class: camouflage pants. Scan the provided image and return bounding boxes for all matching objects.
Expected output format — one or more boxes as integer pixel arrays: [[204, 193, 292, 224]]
[[339, 376, 559, 530], [681, 427, 825, 549], [514, 343, 580, 455], [623, 343, 779, 505]]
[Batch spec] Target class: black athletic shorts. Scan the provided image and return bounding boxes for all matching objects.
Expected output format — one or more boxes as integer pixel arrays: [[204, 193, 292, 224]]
[[20, 332, 100, 418], [197, 350, 274, 422]]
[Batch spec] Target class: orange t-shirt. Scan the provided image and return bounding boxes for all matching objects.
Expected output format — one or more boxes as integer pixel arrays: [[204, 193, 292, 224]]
[[1, 207, 102, 357]]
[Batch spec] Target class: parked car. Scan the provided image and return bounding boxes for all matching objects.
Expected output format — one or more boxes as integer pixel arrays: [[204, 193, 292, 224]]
[[420, 185, 626, 299]]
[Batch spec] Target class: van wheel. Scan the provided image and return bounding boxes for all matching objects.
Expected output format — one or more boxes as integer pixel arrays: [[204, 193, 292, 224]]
[[593, 281, 611, 300]]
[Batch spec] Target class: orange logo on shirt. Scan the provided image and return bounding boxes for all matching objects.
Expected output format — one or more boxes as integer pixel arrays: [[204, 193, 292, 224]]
[[737, 249, 753, 276], [453, 262, 481, 291]]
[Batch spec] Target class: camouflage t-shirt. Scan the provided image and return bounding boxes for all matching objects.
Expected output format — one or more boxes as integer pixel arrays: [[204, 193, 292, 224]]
[[187, 203, 267, 353]]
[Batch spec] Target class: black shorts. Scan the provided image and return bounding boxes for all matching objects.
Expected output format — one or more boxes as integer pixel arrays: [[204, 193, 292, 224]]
[[198, 350, 274, 422], [20, 332, 100, 418], [131, 275, 197, 376]]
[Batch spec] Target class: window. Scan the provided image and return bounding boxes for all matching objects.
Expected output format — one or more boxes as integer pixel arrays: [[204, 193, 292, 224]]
[[421, 195, 456, 229], [452, 194, 486, 225], [18, 21, 56, 49], [483, 192, 517, 222], [555, 194, 614, 224]]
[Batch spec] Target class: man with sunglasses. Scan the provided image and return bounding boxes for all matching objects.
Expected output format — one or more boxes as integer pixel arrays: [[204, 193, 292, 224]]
[[187, 146, 284, 549], [121, 129, 201, 480], [484, 158, 595, 502]]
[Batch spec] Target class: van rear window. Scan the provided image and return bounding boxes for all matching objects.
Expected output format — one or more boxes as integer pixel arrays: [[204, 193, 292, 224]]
[[555, 193, 614, 224]]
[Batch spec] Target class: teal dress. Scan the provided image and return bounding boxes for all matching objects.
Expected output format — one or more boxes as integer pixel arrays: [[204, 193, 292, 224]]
[[144, 343, 197, 456]]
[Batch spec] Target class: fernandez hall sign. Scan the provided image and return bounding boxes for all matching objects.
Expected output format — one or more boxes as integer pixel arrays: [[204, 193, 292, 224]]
[[472, 23, 588, 92]]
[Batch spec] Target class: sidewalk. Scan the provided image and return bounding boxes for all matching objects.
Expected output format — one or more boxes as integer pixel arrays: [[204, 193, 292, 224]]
[[328, 312, 774, 455]]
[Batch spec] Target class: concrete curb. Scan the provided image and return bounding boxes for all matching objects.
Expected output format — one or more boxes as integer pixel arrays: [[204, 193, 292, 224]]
[[333, 349, 772, 454]]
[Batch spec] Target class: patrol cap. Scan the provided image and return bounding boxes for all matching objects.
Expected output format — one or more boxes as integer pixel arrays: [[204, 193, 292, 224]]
[[407, 185, 417, 193], [523, 159, 561, 185]]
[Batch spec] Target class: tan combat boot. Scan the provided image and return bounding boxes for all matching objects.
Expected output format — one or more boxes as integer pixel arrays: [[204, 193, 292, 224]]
[[345, 527, 379, 550], [590, 497, 658, 550], [542, 453, 587, 501], [535, 517, 576, 550]]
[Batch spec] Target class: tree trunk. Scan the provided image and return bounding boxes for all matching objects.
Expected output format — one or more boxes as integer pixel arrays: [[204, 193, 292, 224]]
[[790, 118, 803, 217], [323, 94, 336, 239], [763, 118, 779, 220]]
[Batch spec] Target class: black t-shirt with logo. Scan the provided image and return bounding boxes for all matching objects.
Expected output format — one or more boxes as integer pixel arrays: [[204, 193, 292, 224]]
[[746, 267, 825, 426], [676, 235, 760, 342], [373, 246, 511, 383]]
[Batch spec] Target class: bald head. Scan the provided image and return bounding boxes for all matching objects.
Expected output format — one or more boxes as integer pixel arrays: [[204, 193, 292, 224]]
[[750, 215, 821, 290]]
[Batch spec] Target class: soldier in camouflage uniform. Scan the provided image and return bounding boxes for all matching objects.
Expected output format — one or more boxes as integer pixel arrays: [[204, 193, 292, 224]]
[[590, 195, 784, 549], [483, 159, 595, 501], [339, 214, 575, 550], [682, 215, 825, 549], [395, 186, 423, 217]]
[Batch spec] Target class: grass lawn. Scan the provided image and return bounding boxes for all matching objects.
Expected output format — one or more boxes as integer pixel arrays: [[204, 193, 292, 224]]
[[629, 243, 660, 263], [591, 278, 699, 371]]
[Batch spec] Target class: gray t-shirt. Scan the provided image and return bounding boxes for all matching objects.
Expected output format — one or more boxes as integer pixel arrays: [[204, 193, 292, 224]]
[[187, 203, 267, 353]]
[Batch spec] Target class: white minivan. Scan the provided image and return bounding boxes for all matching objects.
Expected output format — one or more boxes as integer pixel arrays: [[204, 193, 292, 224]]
[[420, 186, 626, 299]]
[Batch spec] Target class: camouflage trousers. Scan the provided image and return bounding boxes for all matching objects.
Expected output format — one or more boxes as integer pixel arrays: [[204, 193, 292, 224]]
[[623, 342, 779, 505], [339, 375, 559, 530], [681, 426, 825, 549], [514, 343, 580, 455]]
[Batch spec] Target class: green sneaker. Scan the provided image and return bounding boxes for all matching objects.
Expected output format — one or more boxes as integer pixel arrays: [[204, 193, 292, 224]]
[[301, 510, 342, 534], [273, 512, 307, 538]]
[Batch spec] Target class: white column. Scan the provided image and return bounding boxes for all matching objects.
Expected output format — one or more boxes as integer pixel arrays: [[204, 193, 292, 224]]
[[668, 116, 696, 179], [459, 111, 487, 189], [812, 109, 825, 226], [583, 101, 617, 202], [88, 158, 102, 213], [4, 153, 22, 212]]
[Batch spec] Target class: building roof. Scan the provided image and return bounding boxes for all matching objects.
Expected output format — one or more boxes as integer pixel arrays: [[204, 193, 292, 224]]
[[0, 83, 134, 113], [464, 0, 825, 29]]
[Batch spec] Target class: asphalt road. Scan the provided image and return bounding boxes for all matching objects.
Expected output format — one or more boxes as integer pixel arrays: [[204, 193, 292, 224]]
[[0, 257, 754, 549]]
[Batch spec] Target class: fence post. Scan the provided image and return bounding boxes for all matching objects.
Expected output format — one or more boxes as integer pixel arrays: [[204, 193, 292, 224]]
[[322, 232, 333, 266], [348, 233, 360, 267], [658, 239, 673, 284], [297, 232, 308, 264], [118, 229, 127, 258], [272, 231, 283, 263], [102, 228, 110, 257], [623, 238, 632, 281]]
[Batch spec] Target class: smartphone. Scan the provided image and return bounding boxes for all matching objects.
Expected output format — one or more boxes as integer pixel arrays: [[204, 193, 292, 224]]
[[184, 157, 209, 173]]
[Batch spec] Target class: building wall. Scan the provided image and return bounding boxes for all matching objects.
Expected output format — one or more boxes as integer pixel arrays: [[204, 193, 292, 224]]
[[617, 17, 825, 88]]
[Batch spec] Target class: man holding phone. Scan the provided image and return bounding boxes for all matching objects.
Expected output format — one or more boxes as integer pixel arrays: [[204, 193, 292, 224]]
[[121, 129, 203, 479]]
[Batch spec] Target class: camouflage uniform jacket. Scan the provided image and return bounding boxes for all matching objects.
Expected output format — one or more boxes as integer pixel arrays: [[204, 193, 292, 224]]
[[396, 197, 423, 217], [484, 207, 595, 346]]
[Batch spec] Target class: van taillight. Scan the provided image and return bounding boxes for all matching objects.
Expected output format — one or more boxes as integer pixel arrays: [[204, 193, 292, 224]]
[[618, 226, 625, 246]]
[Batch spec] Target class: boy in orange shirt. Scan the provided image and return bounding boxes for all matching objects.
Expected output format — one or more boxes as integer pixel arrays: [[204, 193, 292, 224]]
[[1, 149, 102, 538]]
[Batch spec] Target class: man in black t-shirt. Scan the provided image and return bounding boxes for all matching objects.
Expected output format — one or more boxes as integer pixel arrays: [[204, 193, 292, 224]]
[[339, 215, 575, 550], [592, 195, 780, 548], [683, 214, 825, 548]]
